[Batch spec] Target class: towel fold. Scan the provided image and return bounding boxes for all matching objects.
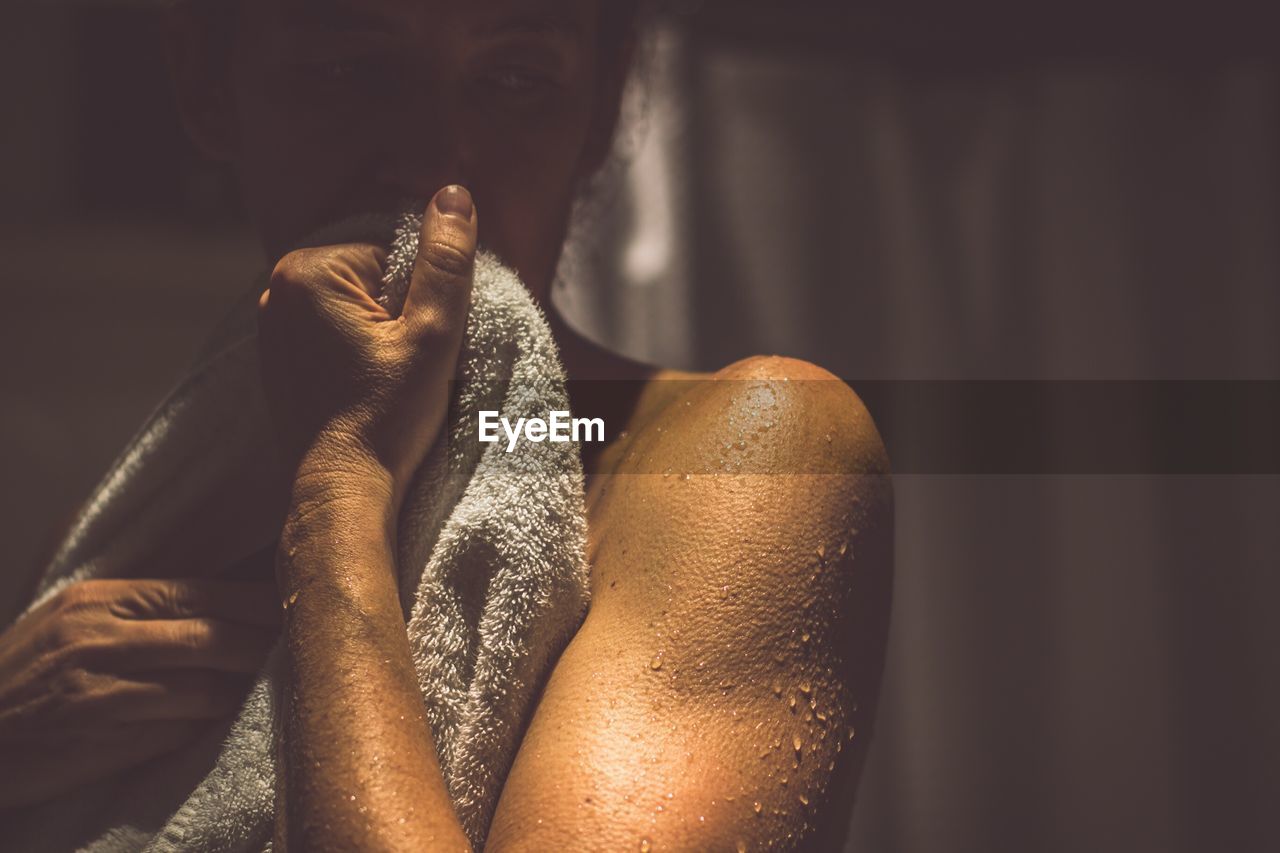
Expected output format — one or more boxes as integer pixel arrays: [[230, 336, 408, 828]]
[[6, 207, 591, 851]]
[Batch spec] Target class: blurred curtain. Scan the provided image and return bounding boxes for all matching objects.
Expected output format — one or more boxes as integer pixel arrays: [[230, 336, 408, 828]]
[[556, 9, 1280, 852]]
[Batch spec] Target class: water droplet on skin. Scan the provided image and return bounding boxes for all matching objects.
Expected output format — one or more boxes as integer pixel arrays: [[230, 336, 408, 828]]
[[825, 433, 833, 443], [650, 654, 664, 671], [838, 541, 848, 557], [792, 735, 803, 752], [801, 632, 811, 644], [285, 590, 300, 609], [737, 841, 748, 853], [665, 792, 674, 800], [799, 681, 812, 695], [799, 793, 810, 806], [640, 840, 651, 852], [816, 710, 827, 722], [780, 777, 789, 786], [828, 760, 836, 771], [816, 545, 825, 559], [753, 801, 763, 815], [848, 726, 857, 740], [788, 696, 797, 711], [772, 683, 782, 696]]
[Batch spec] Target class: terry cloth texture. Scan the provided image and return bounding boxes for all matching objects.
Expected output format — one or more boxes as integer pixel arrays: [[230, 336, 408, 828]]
[[4, 207, 591, 851]]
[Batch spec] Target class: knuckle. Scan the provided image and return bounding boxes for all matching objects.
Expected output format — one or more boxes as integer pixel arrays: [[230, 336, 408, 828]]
[[45, 619, 113, 666], [43, 620, 83, 657], [54, 581, 99, 612], [179, 618, 214, 650], [157, 581, 194, 618], [269, 249, 313, 288], [330, 244, 384, 284], [53, 665, 94, 699], [267, 250, 325, 306], [267, 262, 298, 298], [417, 239, 475, 281]]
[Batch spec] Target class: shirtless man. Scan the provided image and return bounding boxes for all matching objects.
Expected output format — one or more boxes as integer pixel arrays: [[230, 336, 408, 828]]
[[0, 2, 892, 849]]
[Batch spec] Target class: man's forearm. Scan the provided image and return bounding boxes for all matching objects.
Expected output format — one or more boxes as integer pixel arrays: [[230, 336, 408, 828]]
[[276, 468, 472, 852]]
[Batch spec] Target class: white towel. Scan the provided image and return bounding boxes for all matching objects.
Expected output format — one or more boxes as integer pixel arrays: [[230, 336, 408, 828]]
[[5, 207, 591, 851]]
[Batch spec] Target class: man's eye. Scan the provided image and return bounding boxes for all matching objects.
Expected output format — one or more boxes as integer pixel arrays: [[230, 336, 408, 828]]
[[483, 67, 553, 95]]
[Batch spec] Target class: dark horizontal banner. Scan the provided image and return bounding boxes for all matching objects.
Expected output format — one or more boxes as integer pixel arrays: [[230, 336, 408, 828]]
[[449, 380, 1280, 475], [851, 380, 1280, 475]]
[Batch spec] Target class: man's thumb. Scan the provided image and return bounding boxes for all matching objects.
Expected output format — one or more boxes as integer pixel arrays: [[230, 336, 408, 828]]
[[403, 185, 476, 336]]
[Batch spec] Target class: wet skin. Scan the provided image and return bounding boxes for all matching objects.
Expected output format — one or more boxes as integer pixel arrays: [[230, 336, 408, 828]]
[[6, 0, 894, 849]]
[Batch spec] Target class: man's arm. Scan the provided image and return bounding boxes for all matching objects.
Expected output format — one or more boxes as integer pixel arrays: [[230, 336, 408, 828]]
[[274, 457, 471, 851], [258, 186, 480, 852], [484, 358, 894, 851]]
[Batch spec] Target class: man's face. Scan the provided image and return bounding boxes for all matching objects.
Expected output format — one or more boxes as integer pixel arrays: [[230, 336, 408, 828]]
[[220, 0, 610, 292]]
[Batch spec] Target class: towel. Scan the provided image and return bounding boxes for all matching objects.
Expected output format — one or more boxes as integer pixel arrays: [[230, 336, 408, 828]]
[[4, 206, 592, 851]]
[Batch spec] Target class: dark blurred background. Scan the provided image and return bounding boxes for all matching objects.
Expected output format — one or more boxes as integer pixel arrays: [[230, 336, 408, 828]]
[[2, 1, 1278, 851]]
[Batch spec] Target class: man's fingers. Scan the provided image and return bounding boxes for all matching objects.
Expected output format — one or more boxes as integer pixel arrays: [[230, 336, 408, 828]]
[[90, 579, 281, 628], [402, 185, 477, 337], [104, 619, 278, 674], [102, 670, 255, 722], [264, 244, 389, 313]]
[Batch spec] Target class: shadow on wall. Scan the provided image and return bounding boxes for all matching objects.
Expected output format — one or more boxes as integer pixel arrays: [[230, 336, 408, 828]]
[[544, 6, 1280, 852], [0, 5, 261, 620]]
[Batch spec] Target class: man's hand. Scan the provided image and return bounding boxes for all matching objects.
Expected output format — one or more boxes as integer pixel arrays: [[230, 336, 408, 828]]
[[0, 578, 279, 808], [257, 186, 478, 516]]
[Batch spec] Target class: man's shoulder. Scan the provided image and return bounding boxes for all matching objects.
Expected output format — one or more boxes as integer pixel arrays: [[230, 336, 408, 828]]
[[636, 355, 890, 479], [591, 354, 894, 669]]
